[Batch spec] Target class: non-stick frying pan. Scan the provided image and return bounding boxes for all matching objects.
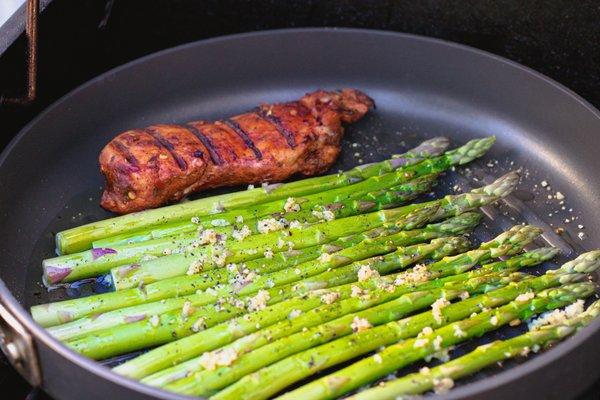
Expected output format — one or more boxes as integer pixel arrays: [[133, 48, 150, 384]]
[[0, 28, 599, 400]]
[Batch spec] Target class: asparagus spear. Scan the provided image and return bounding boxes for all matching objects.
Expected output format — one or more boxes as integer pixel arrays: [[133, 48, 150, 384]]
[[63, 236, 466, 358], [145, 229, 544, 395], [110, 171, 518, 290], [132, 247, 557, 384], [93, 173, 438, 249], [142, 270, 527, 387], [172, 252, 597, 398], [58, 226, 541, 354], [349, 299, 600, 400], [35, 213, 480, 329], [271, 283, 595, 400], [56, 137, 452, 254], [44, 198, 434, 285]]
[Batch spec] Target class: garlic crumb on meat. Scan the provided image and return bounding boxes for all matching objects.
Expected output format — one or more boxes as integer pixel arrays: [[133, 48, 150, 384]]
[[431, 297, 451, 324], [192, 317, 206, 332], [284, 197, 301, 213], [350, 316, 372, 332], [232, 225, 252, 241], [247, 290, 270, 312], [320, 291, 340, 304], [199, 348, 238, 371], [357, 265, 379, 282]]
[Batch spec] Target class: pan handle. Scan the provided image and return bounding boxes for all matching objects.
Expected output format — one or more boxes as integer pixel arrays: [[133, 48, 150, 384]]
[[0, 301, 42, 386]]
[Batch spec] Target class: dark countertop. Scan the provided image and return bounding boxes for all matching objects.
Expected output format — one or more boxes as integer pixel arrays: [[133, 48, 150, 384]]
[[1, 1, 599, 399]]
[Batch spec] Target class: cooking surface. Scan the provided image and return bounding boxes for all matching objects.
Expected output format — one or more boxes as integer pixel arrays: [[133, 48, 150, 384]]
[[1, 2, 599, 400]]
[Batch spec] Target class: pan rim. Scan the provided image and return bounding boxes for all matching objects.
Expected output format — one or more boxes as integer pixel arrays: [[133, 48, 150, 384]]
[[1, 27, 599, 399]]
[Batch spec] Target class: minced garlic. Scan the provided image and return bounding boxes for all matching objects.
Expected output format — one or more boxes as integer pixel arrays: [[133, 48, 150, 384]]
[[350, 316, 372, 333], [433, 377, 454, 394], [192, 317, 206, 332], [284, 197, 301, 213], [320, 291, 340, 304], [431, 297, 451, 324], [232, 225, 252, 241], [247, 290, 270, 312], [257, 218, 286, 234], [181, 301, 195, 318], [199, 348, 238, 371], [357, 265, 380, 282]]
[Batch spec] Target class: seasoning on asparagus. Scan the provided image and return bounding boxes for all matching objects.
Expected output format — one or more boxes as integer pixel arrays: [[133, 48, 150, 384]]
[[34, 212, 481, 328], [63, 235, 467, 358], [348, 299, 600, 400], [124, 247, 557, 382], [110, 171, 518, 291]]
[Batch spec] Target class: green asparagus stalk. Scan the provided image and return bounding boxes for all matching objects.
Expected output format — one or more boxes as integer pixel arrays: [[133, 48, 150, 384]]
[[64, 224, 537, 350], [54, 223, 535, 343], [63, 236, 465, 358], [271, 283, 595, 400], [93, 173, 438, 249], [140, 270, 526, 387], [116, 247, 558, 382], [35, 213, 480, 329], [171, 251, 597, 398], [110, 171, 518, 290], [147, 230, 546, 396], [44, 198, 435, 285], [49, 232, 464, 339], [56, 137, 453, 254], [348, 299, 600, 400]]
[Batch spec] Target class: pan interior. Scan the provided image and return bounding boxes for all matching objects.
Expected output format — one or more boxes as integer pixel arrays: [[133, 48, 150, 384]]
[[0, 30, 598, 396]]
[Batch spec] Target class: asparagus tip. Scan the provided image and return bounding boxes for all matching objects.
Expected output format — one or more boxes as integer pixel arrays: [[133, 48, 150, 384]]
[[555, 250, 600, 274]]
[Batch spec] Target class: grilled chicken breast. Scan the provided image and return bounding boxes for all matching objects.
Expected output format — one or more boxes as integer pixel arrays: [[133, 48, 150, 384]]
[[100, 89, 374, 214]]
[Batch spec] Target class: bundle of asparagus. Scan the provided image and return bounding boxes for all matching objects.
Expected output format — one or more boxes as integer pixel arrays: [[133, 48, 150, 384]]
[[30, 135, 600, 400]]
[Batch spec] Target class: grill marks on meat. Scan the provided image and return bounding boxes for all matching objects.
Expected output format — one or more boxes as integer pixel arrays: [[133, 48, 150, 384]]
[[222, 119, 263, 160], [256, 107, 297, 148], [184, 124, 224, 165], [100, 89, 374, 213], [144, 127, 188, 171]]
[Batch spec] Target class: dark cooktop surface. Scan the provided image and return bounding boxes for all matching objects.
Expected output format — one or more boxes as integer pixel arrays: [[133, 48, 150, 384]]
[[1, 1, 599, 399]]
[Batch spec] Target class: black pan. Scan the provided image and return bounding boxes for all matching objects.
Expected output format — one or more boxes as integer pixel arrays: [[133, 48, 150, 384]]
[[1, 28, 599, 400]]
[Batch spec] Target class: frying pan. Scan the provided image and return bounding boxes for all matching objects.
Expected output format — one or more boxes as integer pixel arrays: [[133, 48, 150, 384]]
[[0, 28, 599, 400]]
